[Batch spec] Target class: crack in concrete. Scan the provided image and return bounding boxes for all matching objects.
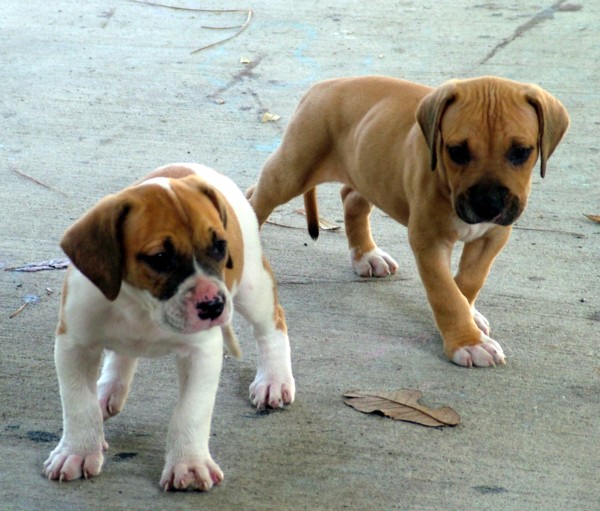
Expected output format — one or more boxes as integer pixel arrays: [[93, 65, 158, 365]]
[[480, 0, 579, 65]]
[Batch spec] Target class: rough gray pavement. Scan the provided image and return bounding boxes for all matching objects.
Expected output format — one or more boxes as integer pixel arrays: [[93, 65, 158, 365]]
[[1, 1, 599, 510]]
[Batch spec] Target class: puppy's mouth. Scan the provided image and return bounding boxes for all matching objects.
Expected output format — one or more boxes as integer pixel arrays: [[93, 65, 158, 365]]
[[455, 182, 523, 226], [156, 278, 232, 335]]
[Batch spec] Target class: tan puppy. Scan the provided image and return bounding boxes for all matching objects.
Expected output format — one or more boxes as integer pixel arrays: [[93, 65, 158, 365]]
[[247, 76, 569, 367], [44, 163, 295, 490]]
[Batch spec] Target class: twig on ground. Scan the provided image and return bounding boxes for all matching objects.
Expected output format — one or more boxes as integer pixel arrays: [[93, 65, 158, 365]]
[[9, 302, 29, 319], [129, 0, 253, 53], [11, 166, 68, 196]]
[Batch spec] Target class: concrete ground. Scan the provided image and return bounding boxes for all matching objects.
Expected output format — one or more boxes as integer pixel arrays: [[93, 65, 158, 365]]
[[1, 1, 599, 509]]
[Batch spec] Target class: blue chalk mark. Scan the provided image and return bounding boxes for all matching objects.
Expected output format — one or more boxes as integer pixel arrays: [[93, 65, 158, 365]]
[[23, 295, 40, 304], [361, 56, 374, 73], [290, 23, 320, 86], [255, 137, 281, 153], [195, 45, 231, 89]]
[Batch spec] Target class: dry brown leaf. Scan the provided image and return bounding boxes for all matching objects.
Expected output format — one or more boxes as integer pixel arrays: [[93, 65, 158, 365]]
[[294, 208, 341, 231], [344, 389, 460, 427], [584, 213, 600, 224], [317, 217, 340, 231], [261, 112, 281, 123]]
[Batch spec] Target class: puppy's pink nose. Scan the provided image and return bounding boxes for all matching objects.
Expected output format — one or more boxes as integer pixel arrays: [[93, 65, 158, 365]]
[[196, 292, 225, 320]]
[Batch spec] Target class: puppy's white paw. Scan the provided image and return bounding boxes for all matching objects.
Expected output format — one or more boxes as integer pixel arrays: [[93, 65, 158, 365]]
[[251, 330, 295, 409], [44, 439, 107, 481], [472, 307, 491, 335], [250, 370, 296, 410], [160, 457, 223, 492], [452, 334, 506, 368], [350, 248, 398, 277], [97, 381, 128, 421]]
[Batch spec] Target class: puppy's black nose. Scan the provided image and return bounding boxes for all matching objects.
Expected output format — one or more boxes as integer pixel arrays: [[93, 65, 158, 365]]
[[468, 182, 509, 221], [196, 292, 225, 320]]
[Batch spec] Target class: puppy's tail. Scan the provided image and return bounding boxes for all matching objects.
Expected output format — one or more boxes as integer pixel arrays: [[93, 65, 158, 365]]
[[303, 188, 320, 240], [222, 323, 242, 358]]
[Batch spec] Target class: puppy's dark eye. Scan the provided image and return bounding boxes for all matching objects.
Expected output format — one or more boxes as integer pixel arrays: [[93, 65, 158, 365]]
[[507, 145, 533, 166], [208, 238, 227, 262], [447, 142, 472, 165], [138, 238, 177, 273], [140, 251, 175, 273]]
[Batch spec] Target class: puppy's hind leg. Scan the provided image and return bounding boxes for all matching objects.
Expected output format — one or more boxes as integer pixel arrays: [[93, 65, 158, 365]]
[[341, 185, 398, 277], [246, 147, 316, 227], [247, 95, 334, 226], [97, 351, 138, 421]]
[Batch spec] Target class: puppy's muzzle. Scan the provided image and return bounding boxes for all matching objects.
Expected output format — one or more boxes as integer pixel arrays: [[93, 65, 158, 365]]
[[455, 181, 522, 226], [196, 292, 226, 320]]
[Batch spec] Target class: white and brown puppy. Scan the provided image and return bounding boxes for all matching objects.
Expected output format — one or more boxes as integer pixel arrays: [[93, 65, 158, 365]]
[[247, 76, 569, 367], [44, 163, 295, 491]]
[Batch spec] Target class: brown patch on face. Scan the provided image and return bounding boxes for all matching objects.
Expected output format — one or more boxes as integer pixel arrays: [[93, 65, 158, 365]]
[[219, 193, 244, 292], [172, 176, 244, 294], [122, 176, 244, 300], [262, 256, 287, 333]]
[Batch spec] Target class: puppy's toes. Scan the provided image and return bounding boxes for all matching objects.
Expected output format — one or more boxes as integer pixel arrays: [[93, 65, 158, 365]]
[[44, 444, 104, 482], [472, 307, 491, 335], [350, 248, 398, 277], [160, 458, 223, 492], [451, 335, 505, 368], [250, 374, 296, 410]]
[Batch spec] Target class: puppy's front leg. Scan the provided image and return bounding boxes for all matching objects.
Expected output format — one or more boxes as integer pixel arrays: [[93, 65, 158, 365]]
[[409, 233, 505, 368], [454, 228, 511, 336], [44, 336, 106, 481], [160, 329, 224, 492]]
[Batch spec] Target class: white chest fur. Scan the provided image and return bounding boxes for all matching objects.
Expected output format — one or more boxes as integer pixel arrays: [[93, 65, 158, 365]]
[[453, 219, 496, 243]]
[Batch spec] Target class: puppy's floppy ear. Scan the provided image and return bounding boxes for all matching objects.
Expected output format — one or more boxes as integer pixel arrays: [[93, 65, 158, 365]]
[[416, 80, 458, 171], [60, 195, 131, 301], [524, 85, 570, 178]]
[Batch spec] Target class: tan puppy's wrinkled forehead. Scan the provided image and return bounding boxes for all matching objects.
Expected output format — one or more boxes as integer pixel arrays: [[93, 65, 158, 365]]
[[417, 76, 569, 178], [441, 79, 540, 151]]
